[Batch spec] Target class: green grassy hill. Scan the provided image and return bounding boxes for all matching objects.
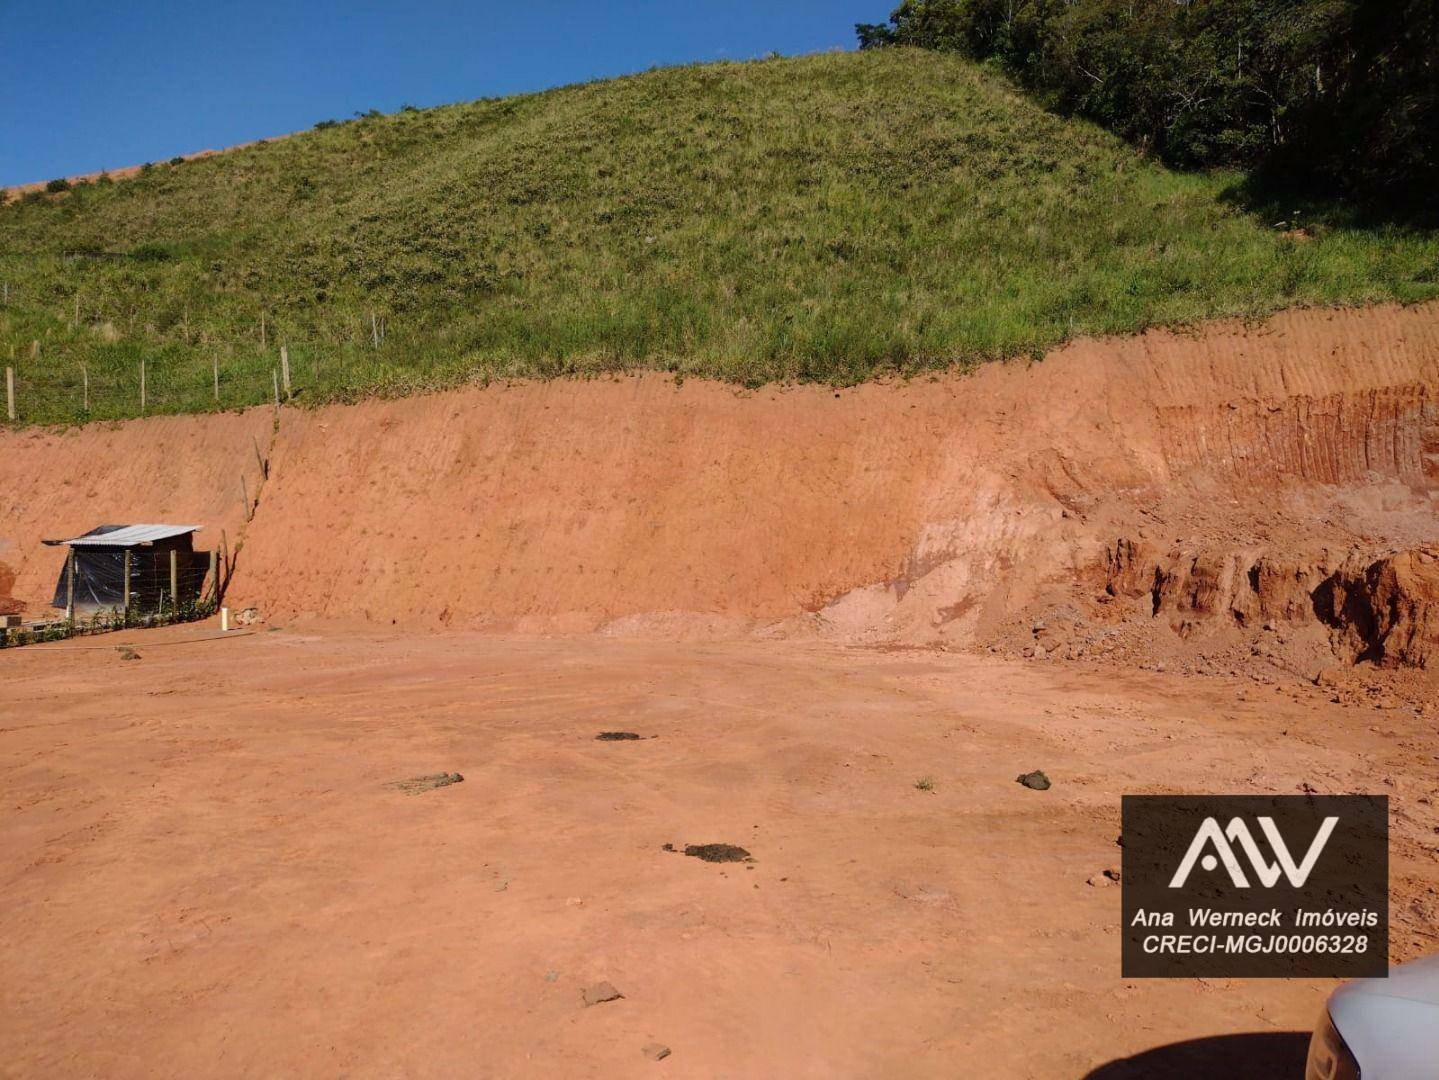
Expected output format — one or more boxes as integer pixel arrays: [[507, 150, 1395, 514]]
[[2, 48, 1436, 423]]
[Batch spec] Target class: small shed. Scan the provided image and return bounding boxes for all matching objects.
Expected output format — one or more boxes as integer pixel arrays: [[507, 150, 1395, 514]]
[[43, 524, 208, 615]]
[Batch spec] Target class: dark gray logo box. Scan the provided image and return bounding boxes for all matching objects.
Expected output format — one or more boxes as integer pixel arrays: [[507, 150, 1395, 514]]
[[1122, 795, 1388, 978]]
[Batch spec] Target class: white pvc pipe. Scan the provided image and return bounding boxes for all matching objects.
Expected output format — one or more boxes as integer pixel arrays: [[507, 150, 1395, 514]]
[[220, 607, 230, 633]]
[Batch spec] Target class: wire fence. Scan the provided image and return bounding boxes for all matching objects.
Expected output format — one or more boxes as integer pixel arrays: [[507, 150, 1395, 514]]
[[3, 350, 301, 425], [2, 287, 403, 425]]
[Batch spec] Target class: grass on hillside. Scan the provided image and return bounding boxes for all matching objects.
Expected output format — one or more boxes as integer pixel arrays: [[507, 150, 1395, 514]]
[[1, 48, 1436, 424]]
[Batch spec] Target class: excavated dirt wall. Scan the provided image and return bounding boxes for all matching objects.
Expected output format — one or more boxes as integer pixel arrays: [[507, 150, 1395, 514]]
[[2, 303, 1436, 672]]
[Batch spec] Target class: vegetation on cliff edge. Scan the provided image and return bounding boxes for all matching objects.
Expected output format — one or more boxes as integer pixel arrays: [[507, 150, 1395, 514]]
[[2, 49, 1436, 423]]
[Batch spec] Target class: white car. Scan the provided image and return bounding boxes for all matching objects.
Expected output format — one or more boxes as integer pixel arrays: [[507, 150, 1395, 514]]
[[1307, 954, 1439, 1078]]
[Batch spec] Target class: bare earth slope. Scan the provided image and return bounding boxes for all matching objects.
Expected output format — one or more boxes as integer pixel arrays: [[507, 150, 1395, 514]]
[[2, 302, 1436, 680], [234, 301, 1439, 679]]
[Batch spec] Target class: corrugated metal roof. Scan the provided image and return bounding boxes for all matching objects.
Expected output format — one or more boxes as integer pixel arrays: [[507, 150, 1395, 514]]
[[48, 524, 202, 547]]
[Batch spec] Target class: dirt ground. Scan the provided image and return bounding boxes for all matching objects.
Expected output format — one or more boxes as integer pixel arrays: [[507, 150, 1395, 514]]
[[3, 622, 1435, 1078]]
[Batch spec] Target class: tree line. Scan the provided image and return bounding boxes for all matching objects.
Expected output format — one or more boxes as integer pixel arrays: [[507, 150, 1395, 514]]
[[857, 1, 1436, 215]]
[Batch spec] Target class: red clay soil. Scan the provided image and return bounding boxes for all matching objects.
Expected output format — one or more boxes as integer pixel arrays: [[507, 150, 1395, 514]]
[[2, 303, 1438, 1076], [2, 625, 1436, 1077], [217, 300, 1439, 666]]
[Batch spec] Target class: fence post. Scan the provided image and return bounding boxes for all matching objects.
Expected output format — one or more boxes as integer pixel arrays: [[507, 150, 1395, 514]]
[[139, 359, 146, 414], [66, 550, 76, 621], [272, 368, 280, 408], [123, 550, 132, 615], [241, 475, 251, 521], [170, 549, 179, 612], [371, 310, 379, 348], [207, 549, 218, 603], [280, 345, 292, 399], [5, 366, 13, 422], [81, 363, 89, 414], [212, 355, 219, 403]]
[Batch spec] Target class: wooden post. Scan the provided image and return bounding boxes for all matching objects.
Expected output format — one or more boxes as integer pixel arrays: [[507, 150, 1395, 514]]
[[169, 549, 179, 611], [139, 358, 146, 413], [73, 294, 80, 328], [81, 363, 89, 413], [252, 435, 267, 478], [280, 345, 292, 399], [260, 311, 267, 348], [371, 310, 379, 348], [207, 549, 218, 603], [122, 550, 132, 614], [5, 366, 13, 422], [241, 475, 251, 520], [66, 550, 76, 620], [272, 368, 280, 408], [212, 355, 220, 402], [30, 339, 39, 359]]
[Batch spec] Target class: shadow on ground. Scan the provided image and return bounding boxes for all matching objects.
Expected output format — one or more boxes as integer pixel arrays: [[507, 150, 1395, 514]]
[[1085, 1031, 1310, 1079]]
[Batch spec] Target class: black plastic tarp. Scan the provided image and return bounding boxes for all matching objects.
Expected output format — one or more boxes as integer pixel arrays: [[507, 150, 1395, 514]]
[[51, 548, 208, 611]]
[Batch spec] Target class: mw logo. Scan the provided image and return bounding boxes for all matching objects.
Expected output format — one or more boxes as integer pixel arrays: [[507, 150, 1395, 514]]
[[1168, 815, 1340, 889]]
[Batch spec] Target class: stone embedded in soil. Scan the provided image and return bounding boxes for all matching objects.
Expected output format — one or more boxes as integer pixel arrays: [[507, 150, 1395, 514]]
[[388, 772, 463, 795], [117, 647, 141, 661], [642, 1043, 672, 1061], [581, 981, 624, 1007], [596, 731, 642, 741], [1016, 770, 1051, 791], [683, 843, 752, 863]]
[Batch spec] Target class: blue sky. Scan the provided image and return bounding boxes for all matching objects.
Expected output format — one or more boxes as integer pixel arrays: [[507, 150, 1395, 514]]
[[0, 1, 881, 187]]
